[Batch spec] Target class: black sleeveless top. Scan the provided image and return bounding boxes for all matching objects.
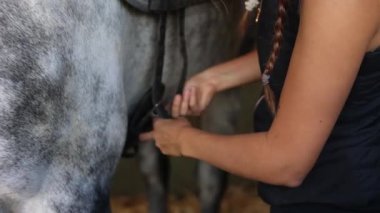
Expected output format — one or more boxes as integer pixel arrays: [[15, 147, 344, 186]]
[[254, 0, 380, 211]]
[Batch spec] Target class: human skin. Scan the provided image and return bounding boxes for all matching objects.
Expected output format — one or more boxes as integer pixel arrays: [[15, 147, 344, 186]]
[[173, 50, 262, 116], [141, 0, 380, 187]]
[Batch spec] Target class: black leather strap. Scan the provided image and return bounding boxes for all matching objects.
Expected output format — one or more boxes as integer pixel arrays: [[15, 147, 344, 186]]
[[125, 0, 208, 12], [177, 9, 187, 94], [151, 13, 170, 118], [122, 8, 188, 158], [151, 9, 187, 119]]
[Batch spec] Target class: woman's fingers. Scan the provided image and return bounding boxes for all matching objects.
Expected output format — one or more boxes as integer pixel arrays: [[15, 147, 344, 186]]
[[190, 86, 201, 115], [189, 87, 197, 111], [172, 95, 182, 118], [172, 85, 208, 117], [180, 88, 191, 116]]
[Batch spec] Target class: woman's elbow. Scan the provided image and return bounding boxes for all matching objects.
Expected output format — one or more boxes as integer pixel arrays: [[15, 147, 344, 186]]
[[283, 174, 305, 188], [280, 166, 308, 188], [245, 167, 306, 188], [260, 166, 307, 188]]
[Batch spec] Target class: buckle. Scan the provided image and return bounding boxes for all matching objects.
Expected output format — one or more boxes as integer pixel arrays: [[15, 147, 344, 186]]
[[152, 103, 172, 119]]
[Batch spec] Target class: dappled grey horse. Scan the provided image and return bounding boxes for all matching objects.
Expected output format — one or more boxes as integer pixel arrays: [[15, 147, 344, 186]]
[[130, 1, 244, 213], [0, 0, 242, 212]]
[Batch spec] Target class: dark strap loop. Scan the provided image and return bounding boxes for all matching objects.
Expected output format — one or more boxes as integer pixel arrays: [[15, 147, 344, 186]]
[[152, 9, 187, 119], [152, 12, 167, 108], [176, 9, 188, 94]]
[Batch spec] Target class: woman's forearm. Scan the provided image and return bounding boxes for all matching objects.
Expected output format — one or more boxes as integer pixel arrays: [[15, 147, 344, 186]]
[[180, 128, 303, 187], [208, 50, 261, 92]]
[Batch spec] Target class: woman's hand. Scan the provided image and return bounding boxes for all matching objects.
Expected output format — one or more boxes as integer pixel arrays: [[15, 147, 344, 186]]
[[139, 118, 192, 156], [172, 50, 262, 117], [172, 71, 218, 117]]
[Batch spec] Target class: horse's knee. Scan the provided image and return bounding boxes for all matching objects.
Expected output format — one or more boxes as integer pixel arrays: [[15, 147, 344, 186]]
[[138, 141, 170, 187], [137, 142, 169, 213], [198, 162, 227, 204]]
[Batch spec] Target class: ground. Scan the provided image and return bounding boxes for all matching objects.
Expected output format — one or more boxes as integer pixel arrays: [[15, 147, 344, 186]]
[[111, 185, 269, 213]]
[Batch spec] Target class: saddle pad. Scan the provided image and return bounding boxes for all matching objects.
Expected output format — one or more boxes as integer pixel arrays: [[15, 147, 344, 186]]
[[125, 0, 208, 12]]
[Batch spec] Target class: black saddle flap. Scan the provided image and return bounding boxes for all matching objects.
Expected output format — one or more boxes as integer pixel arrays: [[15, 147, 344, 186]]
[[125, 0, 208, 12], [123, 88, 154, 157], [122, 83, 166, 157]]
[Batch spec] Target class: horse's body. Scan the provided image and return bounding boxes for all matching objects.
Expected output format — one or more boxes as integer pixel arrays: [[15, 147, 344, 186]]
[[134, 1, 244, 213], [0, 0, 243, 212]]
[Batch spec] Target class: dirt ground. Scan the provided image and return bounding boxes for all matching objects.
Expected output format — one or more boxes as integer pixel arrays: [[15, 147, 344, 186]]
[[111, 185, 270, 213]]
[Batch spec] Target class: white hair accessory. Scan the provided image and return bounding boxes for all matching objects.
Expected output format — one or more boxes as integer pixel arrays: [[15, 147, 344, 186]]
[[245, 0, 260, 11], [261, 73, 270, 85]]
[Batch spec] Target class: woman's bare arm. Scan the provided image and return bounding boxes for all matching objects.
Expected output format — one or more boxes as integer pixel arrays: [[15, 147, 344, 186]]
[[208, 50, 261, 92], [174, 50, 261, 116], [165, 0, 380, 186]]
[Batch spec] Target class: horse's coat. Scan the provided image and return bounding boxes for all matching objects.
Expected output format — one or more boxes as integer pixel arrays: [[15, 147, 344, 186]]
[[133, 1, 244, 213], [0, 1, 129, 211], [0, 0, 243, 212]]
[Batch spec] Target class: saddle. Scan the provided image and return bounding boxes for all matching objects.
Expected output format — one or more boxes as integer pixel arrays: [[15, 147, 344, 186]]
[[122, 0, 207, 157], [125, 0, 207, 12]]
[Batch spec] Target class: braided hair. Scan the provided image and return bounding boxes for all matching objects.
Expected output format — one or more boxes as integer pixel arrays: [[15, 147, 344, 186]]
[[263, 0, 288, 115]]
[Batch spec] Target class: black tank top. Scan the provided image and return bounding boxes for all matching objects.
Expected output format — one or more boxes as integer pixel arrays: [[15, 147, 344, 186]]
[[254, 0, 380, 211]]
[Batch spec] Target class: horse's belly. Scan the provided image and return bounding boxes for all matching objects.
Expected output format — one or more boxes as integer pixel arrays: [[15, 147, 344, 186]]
[[0, 0, 128, 211]]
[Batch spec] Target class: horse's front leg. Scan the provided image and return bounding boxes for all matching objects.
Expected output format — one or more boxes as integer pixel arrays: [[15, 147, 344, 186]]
[[138, 142, 170, 213], [198, 88, 242, 213]]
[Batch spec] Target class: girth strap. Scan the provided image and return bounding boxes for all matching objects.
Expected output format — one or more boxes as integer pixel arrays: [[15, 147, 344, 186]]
[[152, 10, 188, 118], [151, 12, 170, 118], [122, 9, 188, 157], [177, 10, 188, 94]]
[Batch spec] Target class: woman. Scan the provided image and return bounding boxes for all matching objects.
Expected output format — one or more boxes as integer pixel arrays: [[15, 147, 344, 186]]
[[140, 0, 380, 212]]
